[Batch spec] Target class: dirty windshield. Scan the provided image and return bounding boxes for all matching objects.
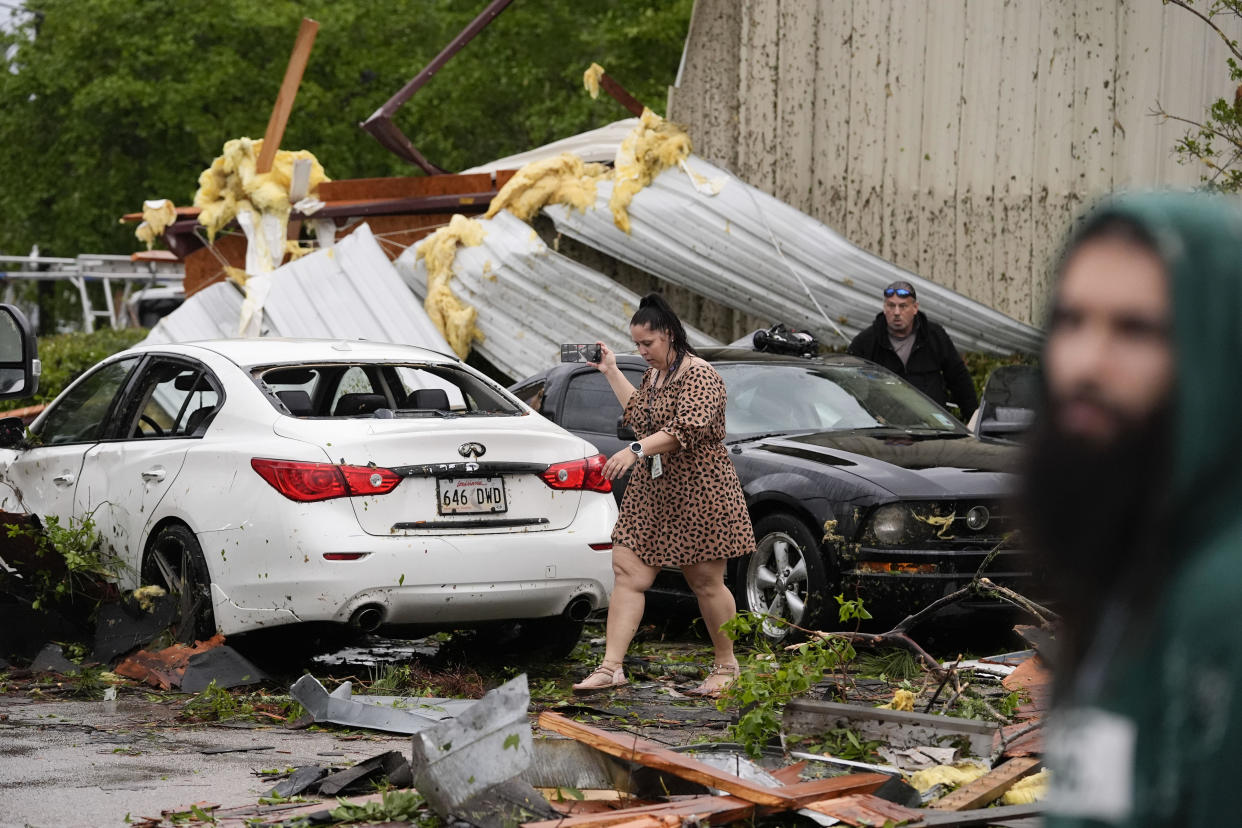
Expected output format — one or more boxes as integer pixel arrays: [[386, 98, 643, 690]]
[[718, 363, 964, 436], [255, 362, 521, 417]]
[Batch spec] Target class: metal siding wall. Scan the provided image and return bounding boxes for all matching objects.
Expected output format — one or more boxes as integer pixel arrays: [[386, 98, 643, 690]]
[[993, 0, 1040, 323], [668, 0, 1240, 328], [882, 0, 928, 272]]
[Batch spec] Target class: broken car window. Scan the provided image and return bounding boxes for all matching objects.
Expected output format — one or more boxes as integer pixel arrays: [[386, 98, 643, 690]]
[[255, 363, 518, 417]]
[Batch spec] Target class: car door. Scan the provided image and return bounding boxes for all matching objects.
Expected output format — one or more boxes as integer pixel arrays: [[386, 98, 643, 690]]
[[1, 356, 141, 529], [556, 367, 643, 501], [74, 357, 222, 585]]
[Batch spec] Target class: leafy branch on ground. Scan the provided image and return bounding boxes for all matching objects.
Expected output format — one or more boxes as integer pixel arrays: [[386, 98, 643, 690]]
[[328, 790, 432, 825], [716, 595, 871, 758], [2, 510, 121, 611]]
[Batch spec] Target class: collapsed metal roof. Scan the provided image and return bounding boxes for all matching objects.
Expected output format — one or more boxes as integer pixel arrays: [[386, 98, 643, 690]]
[[142, 224, 449, 352], [395, 210, 719, 381], [539, 155, 1043, 356]]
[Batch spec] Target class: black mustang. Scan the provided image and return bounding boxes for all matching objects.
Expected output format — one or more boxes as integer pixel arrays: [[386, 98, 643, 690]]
[[511, 348, 1030, 640]]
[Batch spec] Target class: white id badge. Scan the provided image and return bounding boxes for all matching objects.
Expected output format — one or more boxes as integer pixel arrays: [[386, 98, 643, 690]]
[[1044, 706, 1136, 821], [650, 454, 663, 479]]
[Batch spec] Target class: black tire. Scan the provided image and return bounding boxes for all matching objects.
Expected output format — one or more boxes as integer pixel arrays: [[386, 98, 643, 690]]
[[141, 523, 216, 645], [735, 513, 832, 643]]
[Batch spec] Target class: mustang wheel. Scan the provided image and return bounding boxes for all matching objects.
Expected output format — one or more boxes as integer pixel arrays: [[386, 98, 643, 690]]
[[142, 523, 216, 645], [738, 513, 831, 642]]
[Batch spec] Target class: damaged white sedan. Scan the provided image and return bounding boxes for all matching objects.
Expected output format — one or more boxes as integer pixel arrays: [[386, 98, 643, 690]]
[[0, 331, 616, 652]]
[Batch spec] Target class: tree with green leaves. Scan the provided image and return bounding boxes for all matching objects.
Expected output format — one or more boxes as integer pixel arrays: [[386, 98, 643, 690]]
[[0, 0, 692, 258], [1158, 0, 1242, 191]]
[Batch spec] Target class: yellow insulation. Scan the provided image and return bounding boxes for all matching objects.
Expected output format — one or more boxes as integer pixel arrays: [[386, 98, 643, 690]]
[[609, 107, 692, 233], [583, 62, 605, 98], [1001, 769, 1049, 805], [423, 80, 694, 360], [134, 199, 177, 250], [877, 689, 916, 711], [485, 153, 609, 223], [131, 584, 166, 612], [909, 762, 989, 794], [415, 214, 488, 357], [193, 137, 329, 242]]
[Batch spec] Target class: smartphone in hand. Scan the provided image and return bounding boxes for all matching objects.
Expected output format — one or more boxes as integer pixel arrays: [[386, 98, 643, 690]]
[[560, 343, 602, 363]]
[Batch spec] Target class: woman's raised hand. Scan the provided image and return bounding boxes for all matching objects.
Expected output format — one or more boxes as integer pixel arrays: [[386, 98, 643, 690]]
[[589, 341, 617, 374]]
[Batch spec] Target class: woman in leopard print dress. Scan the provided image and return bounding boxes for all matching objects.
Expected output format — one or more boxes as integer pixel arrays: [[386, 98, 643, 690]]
[[572, 294, 754, 696]]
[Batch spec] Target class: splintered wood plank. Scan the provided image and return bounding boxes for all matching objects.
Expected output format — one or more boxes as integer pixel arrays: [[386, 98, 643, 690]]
[[768, 761, 808, 785], [802, 793, 925, 826], [257, 18, 319, 174], [537, 713, 887, 808], [520, 795, 754, 828], [928, 757, 1042, 811]]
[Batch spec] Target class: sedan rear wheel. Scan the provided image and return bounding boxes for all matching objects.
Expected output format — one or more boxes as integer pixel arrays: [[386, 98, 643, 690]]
[[738, 513, 830, 643], [142, 523, 216, 645]]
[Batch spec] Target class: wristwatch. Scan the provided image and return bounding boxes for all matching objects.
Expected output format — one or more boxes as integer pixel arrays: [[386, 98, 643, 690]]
[[629, 441, 645, 458]]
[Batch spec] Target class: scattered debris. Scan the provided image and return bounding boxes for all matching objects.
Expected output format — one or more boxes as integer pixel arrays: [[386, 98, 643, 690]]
[[92, 594, 177, 663], [180, 645, 268, 693], [114, 634, 265, 691], [29, 643, 80, 675], [784, 698, 1000, 761], [409, 673, 533, 816], [289, 673, 471, 734], [318, 750, 412, 796]]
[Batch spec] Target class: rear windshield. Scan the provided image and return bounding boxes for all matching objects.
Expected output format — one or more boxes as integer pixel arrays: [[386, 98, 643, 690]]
[[254, 362, 522, 418]]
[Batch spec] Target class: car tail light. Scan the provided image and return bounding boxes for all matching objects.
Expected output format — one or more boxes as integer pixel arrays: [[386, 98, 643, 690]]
[[251, 458, 403, 502], [541, 454, 612, 493]]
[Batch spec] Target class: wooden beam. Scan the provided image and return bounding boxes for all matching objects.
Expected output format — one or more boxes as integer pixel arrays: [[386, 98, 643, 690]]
[[257, 17, 319, 174], [521, 796, 753, 828], [537, 712, 887, 809], [928, 757, 1042, 811], [801, 793, 925, 826]]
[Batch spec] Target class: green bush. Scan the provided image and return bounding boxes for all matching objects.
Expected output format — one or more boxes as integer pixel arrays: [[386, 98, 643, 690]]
[[0, 327, 147, 413]]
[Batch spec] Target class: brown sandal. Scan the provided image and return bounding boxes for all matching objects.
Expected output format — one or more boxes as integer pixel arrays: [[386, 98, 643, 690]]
[[572, 663, 627, 693], [685, 662, 740, 698]]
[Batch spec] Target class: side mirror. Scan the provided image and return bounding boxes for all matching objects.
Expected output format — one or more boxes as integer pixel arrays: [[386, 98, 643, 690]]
[[0, 416, 24, 449], [0, 304, 39, 400], [617, 417, 637, 442]]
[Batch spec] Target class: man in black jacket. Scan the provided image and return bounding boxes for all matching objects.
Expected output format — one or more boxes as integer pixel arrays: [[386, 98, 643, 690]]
[[847, 280, 978, 422]]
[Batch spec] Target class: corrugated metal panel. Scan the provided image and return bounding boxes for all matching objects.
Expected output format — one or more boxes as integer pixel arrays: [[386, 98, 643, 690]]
[[141, 224, 450, 353], [669, 0, 1242, 324], [542, 156, 1043, 355], [394, 211, 720, 382], [142, 281, 246, 344], [461, 119, 639, 174]]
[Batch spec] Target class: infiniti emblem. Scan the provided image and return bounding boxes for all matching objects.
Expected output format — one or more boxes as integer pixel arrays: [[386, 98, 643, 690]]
[[458, 442, 486, 459]]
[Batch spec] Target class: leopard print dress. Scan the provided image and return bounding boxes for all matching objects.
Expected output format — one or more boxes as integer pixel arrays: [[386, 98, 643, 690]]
[[612, 360, 755, 567]]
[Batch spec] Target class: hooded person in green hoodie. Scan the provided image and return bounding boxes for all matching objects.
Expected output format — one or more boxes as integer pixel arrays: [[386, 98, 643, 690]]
[[1024, 192, 1242, 826]]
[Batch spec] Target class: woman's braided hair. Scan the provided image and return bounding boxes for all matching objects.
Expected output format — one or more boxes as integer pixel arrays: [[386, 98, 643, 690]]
[[630, 293, 698, 360]]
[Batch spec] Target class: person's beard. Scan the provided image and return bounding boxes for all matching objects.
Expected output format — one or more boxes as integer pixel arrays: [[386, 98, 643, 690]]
[[1021, 386, 1172, 670]]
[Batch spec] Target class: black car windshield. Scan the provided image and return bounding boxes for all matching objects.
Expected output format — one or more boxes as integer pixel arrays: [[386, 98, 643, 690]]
[[717, 363, 964, 435]]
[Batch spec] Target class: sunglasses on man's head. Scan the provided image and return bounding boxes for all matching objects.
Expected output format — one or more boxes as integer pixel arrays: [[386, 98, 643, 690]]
[[884, 288, 914, 298]]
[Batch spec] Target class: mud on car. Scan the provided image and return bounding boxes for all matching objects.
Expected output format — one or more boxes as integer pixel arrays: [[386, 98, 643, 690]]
[[512, 347, 1032, 640], [0, 316, 615, 655]]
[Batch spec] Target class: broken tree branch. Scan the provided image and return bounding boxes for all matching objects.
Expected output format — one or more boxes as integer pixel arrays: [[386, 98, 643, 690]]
[[977, 578, 1057, 629], [924, 655, 962, 712], [1165, 0, 1242, 64]]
